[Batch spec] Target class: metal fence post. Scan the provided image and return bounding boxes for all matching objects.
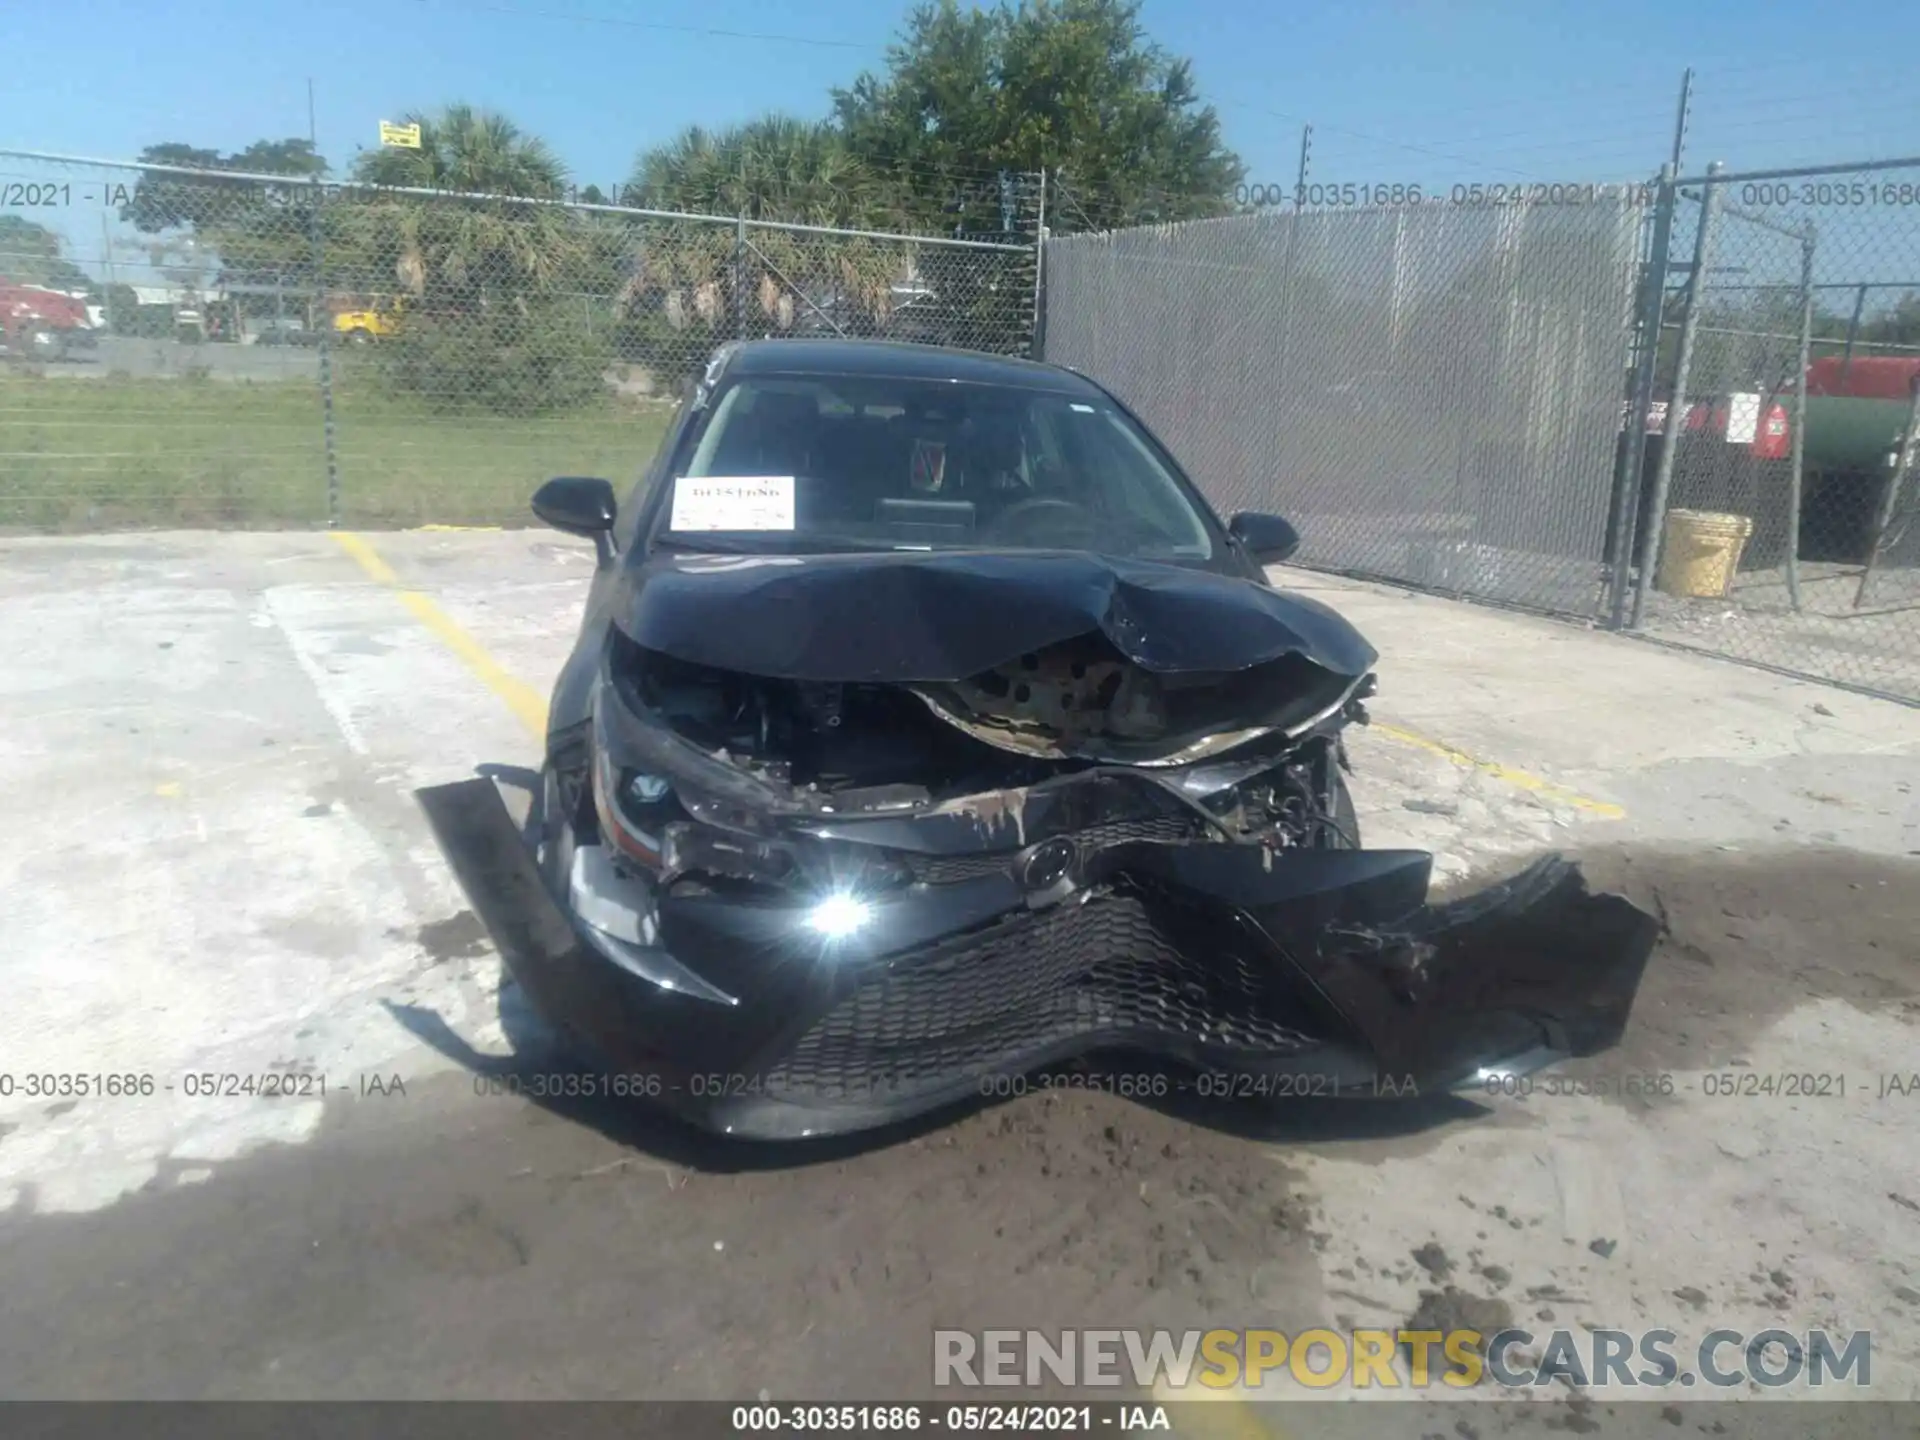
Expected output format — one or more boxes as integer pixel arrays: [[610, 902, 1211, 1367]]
[[1854, 377, 1920, 609], [1274, 125, 1311, 399], [734, 211, 747, 341], [1261, 124, 1313, 494], [1785, 222, 1815, 613], [1028, 167, 1047, 359], [1837, 282, 1867, 390], [309, 175, 342, 527], [1607, 166, 1677, 628], [98, 211, 118, 334], [1631, 160, 1723, 629]]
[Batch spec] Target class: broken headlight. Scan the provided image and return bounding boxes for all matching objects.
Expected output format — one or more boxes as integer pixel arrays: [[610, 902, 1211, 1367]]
[[592, 748, 680, 867]]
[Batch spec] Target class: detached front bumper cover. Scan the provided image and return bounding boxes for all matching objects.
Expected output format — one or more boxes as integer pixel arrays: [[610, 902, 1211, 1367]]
[[420, 778, 1658, 1140]]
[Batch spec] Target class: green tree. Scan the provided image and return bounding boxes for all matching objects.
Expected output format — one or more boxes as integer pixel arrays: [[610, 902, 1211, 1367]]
[[115, 139, 331, 323], [832, 0, 1243, 232], [341, 104, 583, 300], [0, 216, 90, 288], [630, 115, 894, 227], [120, 138, 326, 234], [352, 105, 567, 198], [340, 106, 606, 412], [1861, 292, 1920, 349], [620, 116, 908, 350]]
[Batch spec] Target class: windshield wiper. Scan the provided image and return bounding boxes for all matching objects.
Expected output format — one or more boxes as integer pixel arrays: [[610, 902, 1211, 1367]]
[[649, 532, 906, 557], [649, 533, 765, 555]]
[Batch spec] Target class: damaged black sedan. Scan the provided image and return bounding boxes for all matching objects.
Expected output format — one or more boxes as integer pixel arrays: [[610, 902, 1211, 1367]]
[[422, 339, 1657, 1140]]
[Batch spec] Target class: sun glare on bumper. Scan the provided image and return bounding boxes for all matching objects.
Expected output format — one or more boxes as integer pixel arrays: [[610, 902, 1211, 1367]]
[[807, 893, 873, 939]]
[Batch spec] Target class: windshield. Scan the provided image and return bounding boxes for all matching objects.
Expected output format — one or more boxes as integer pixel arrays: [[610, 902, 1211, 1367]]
[[652, 373, 1217, 562]]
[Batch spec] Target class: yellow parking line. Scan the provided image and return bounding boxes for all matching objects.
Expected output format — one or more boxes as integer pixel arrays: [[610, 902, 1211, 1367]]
[[329, 530, 401, 585], [1150, 1382, 1285, 1440], [1372, 722, 1625, 819], [328, 532, 548, 738]]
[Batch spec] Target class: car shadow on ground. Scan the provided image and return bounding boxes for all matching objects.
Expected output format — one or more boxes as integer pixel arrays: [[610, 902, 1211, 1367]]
[[380, 996, 1004, 1173], [382, 987, 1488, 1176], [1121, 1069, 1490, 1142]]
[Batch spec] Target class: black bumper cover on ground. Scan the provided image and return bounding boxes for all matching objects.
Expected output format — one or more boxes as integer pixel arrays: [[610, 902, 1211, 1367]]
[[419, 778, 1659, 1141]]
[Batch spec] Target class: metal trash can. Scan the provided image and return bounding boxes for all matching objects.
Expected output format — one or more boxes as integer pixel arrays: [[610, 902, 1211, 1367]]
[[1657, 508, 1754, 598]]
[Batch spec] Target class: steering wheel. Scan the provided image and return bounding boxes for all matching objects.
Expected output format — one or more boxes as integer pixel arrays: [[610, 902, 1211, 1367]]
[[984, 496, 1097, 543]]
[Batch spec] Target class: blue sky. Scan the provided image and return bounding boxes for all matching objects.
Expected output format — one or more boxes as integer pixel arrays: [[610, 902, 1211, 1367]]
[[4, 0, 1919, 195]]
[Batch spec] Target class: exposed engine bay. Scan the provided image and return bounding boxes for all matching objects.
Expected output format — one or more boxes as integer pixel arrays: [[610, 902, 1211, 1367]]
[[615, 628, 1365, 856], [423, 584, 1660, 1144]]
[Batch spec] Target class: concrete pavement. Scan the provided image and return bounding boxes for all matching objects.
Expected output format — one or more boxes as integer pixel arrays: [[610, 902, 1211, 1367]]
[[0, 529, 1914, 1422]]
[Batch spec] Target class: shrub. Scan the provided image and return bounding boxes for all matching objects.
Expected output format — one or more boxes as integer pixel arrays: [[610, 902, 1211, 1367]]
[[376, 299, 610, 414]]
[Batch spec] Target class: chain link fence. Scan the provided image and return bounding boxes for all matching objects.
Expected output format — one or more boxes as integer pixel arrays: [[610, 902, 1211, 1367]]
[[9, 142, 1920, 703], [1042, 166, 1920, 704], [1619, 160, 1920, 702], [1042, 193, 1645, 617], [0, 148, 1038, 529]]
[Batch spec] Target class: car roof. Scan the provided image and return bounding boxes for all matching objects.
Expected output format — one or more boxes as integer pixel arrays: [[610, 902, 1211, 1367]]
[[720, 338, 1105, 398]]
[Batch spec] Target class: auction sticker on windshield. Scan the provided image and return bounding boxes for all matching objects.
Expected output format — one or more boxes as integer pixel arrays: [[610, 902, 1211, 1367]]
[[670, 475, 795, 531]]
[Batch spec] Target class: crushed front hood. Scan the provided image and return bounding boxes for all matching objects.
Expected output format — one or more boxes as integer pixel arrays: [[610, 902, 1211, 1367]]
[[616, 550, 1378, 683]]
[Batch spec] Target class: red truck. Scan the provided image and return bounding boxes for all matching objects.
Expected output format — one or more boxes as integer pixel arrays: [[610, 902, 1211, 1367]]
[[0, 280, 97, 360]]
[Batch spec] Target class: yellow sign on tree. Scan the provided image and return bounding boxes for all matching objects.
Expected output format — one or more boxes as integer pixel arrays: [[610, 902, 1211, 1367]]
[[378, 121, 422, 149]]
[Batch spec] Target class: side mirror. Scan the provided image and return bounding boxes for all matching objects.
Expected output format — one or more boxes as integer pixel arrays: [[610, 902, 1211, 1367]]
[[1229, 511, 1301, 564], [533, 476, 617, 537]]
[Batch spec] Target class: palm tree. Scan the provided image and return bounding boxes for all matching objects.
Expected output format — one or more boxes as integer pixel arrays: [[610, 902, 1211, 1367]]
[[630, 116, 891, 227], [336, 104, 584, 303], [621, 116, 913, 337], [353, 104, 568, 198]]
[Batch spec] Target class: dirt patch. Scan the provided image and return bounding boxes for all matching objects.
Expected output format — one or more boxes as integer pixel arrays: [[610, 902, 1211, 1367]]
[[414, 911, 490, 964], [1413, 1242, 1454, 1279], [0, 1077, 1322, 1399], [1545, 846, 1919, 1083], [1402, 1285, 1515, 1378]]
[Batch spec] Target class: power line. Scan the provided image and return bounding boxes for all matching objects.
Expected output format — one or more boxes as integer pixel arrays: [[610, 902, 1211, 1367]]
[[1219, 104, 1557, 182], [411, 0, 880, 52]]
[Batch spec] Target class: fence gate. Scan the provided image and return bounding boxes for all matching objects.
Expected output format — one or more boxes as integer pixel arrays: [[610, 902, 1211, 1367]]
[[1618, 160, 1920, 704]]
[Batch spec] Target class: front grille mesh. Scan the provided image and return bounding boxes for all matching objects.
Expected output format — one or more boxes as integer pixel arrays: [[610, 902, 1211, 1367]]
[[763, 891, 1314, 1099]]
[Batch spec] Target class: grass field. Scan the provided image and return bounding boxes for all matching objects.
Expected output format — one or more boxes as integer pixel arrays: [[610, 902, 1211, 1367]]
[[0, 370, 676, 530]]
